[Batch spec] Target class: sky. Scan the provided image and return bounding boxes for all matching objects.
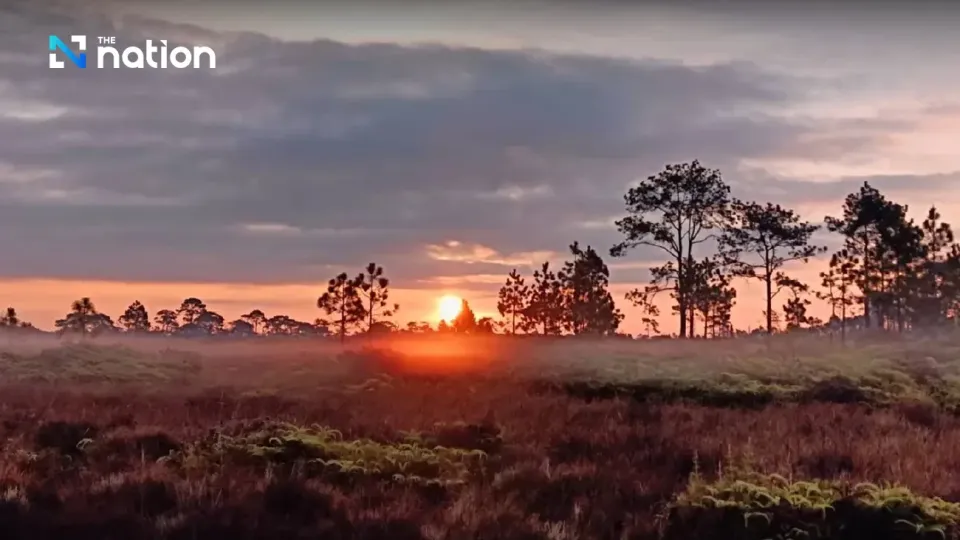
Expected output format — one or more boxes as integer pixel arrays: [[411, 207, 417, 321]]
[[2, 0, 959, 333]]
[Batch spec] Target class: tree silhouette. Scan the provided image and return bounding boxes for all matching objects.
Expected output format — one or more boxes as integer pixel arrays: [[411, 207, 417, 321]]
[[356, 263, 399, 333], [154, 309, 179, 334], [228, 318, 255, 336], [476, 317, 497, 333], [118, 301, 151, 332], [0, 307, 19, 327], [194, 310, 225, 334], [817, 250, 859, 341], [611, 160, 731, 338], [684, 257, 735, 338], [177, 297, 207, 325], [497, 269, 530, 334], [526, 262, 564, 335], [452, 299, 477, 333], [560, 242, 623, 335], [317, 272, 366, 343], [405, 321, 433, 333], [825, 182, 913, 330], [60, 297, 98, 338], [241, 309, 267, 334], [780, 277, 820, 330], [722, 200, 825, 334], [436, 319, 452, 333]]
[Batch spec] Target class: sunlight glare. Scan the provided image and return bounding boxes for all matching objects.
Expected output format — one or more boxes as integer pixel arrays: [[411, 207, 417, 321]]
[[437, 295, 462, 321]]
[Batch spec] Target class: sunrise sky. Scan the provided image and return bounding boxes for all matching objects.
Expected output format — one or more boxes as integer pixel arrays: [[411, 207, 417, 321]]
[[2, 0, 959, 334]]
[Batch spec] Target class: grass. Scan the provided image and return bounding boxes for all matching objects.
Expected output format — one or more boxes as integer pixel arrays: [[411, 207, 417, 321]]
[[671, 465, 960, 539], [2, 332, 960, 538]]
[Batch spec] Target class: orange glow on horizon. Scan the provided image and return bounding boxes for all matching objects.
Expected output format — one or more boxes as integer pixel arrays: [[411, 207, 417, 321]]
[[437, 295, 462, 322]]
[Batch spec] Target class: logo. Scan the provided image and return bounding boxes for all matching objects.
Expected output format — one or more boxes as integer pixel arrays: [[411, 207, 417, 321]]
[[47, 35, 216, 70], [49, 35, 86, 68]]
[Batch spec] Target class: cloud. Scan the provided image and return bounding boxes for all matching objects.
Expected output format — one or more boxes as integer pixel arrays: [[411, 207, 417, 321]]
[[0, 2, 957, 296]]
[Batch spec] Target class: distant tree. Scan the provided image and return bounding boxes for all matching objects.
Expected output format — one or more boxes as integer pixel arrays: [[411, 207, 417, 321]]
[[266, 314, 295, 335], [369, 321, 398, 334], [118, 301, 151, 332], [356, 263, 399, 333], [526, 262, 564, 335], [452, 299, 477, 333], [436, 319, 453, 333], [317, 272, 366, 343], [497, 269, 531, 334], [476, 317, 497, 334], [817, 250, 859, 341], [60, 297, 98, 338], [177, 297, 207, 325], [611, 160, 732, 338], [780, 277, 820, 330], [0, 307, 19, 327], [722, 200, 825, 334], [560, 242, 623, 335], [154, 309, 179, 334], [241, 309, 267, 334], [195, 310, 225, 334], [405, 321, 433, 333], [56, 310, 115, 337], [228, 319, 255, 336], [825, 182, 922, 331], [684, 257, 736, 338]]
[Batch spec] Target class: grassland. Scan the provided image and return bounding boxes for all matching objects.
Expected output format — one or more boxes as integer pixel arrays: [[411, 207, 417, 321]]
[[2, 332, 960, 539]]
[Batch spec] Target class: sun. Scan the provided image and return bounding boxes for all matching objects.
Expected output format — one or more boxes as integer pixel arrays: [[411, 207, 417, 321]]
[[437, 295, 462, 322]]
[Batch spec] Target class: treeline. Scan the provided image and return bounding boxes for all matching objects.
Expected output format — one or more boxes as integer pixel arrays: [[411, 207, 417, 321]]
[[605, 160, 960, 338], [3, 160, 960, 340]]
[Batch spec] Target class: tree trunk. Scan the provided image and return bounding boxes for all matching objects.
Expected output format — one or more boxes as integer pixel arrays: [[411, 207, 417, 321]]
[[765, 274, 773, 334], [678, 302, 687, 338]]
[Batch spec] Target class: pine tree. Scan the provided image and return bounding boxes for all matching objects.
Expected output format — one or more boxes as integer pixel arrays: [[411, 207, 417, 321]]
[[317, 272, 367, 343], [119, 301, 151, 332], [497, 269, 530, 334], [560, 242, 623, 335]]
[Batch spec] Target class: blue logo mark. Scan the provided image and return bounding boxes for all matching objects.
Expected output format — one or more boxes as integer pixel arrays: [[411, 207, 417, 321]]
[[49, 35, 86, 68]]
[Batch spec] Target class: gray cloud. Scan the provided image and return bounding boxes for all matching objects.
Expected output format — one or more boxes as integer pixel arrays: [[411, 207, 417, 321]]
[[0, 3, 953, 288]]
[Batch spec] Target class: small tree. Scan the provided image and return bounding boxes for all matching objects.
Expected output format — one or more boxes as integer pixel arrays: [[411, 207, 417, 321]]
[[497, 269, 531, 334], [526, 262, 564, 335], [154, 309, 179, 334], [453, 299, 477, 333], [119, 301, 151, 332], [0, 307, 20, 327], [195, 311, 225, 334], [477, 317, 497, 333], [722, 200, 825, 334], [177, 297, 207, 325], [780, 277, 820, 331], [63, 297, 98, 338], [357, 263, 399, 333], [241, 309, 267, 334], [405, 321, 433, 333], [560, 242, 623, 335], [229, 319, 255, 336], [817, 250, 859, 342], [317, 272, 367, 343]]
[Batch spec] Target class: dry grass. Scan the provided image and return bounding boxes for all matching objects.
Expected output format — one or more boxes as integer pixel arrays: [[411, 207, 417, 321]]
[[1, 332, 959, 539]]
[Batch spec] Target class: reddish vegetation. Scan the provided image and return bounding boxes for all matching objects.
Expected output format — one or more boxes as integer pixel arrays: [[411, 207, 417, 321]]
[[1, 345, 959, 540]]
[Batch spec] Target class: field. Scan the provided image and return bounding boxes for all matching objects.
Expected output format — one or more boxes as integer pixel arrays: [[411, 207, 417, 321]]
[[3, 333, 960, 539]]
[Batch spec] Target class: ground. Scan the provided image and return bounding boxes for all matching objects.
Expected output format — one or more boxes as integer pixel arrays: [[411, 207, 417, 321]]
[[1, 332, 960, 539]]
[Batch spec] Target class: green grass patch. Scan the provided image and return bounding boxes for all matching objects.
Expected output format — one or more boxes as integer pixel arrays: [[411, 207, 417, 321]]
[[668, 467, 960, 539], [168, 421, 491, 487]]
